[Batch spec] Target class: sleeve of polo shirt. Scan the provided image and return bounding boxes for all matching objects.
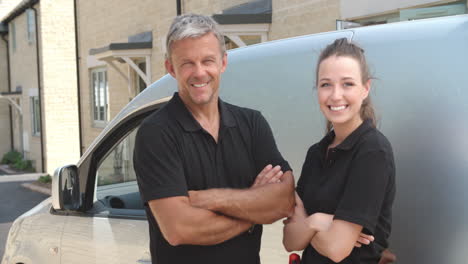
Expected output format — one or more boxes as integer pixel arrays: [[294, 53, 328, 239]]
[[133, 122, 188, 203], [252, 112, 291, 174], [333, 150, 391, 234]]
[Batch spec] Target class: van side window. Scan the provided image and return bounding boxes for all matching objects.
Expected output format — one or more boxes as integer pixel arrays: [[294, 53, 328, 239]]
[[95, 126, 143, 210]]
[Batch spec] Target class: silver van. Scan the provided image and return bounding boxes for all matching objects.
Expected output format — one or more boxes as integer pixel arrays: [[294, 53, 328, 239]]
[[3, 14, 468, 264]]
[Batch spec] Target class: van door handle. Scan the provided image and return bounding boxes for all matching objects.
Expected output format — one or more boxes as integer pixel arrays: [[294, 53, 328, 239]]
[[136, 260, 151, 264]]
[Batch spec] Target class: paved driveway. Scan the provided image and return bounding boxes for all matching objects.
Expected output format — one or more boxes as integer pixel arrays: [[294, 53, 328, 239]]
[[0, 175, 49, 260]]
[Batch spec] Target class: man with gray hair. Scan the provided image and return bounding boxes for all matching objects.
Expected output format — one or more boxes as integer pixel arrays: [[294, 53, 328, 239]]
[[134, 14, 295, 264]]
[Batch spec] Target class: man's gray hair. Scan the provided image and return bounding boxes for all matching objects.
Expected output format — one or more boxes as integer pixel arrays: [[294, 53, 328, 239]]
[[165, 14, 226, 59]]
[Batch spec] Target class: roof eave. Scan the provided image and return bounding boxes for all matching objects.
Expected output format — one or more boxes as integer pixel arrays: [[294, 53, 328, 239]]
[[1, 0, 39, 23], [89, 41, 153, 56], [212, 13, 272, 25]]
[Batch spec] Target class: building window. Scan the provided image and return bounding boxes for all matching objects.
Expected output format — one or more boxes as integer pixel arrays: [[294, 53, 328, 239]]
[[400, 3, 466, 21], [31, 96, 41, 136], [91, 68, 108, 124], [136, 61, 146, 93], [26, 9, 36, 44], [350, 3, 467, 26], [10, 22, 16, 52]]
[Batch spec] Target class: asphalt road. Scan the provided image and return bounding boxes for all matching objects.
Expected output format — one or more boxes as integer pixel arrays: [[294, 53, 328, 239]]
[[0, 178, 49, 260]]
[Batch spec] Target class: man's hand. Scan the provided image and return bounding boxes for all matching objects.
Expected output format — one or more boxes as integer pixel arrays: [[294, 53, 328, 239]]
[[187, 166, 294, 224], [252, 164, 283, 187], [189, 164, 285, 209]]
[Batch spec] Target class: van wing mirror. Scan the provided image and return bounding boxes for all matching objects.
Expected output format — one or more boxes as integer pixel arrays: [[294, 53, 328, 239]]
[[52, 165, 81, 210]]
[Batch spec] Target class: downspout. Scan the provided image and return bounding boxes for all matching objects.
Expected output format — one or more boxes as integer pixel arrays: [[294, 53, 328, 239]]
[[177, 0, 182, 15], [73, 0, 83, 156], [1, 34, 14, 150], [31, 6, 45, 173]]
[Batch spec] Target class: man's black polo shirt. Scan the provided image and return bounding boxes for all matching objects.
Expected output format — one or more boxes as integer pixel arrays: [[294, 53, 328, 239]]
[[134, 92, 291, 264], [297, 119, 396, 264]]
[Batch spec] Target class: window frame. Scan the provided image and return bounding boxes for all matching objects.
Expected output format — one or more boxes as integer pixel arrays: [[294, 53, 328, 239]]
[[30, 96, 41, 136], [95, 125, 138, 187], [136, 61, 147, 94], [10, 21, 16, 52], [90, 67, 109, 127], [87, 112, 155, 217], [76, 99, 168, 215], [94, 125, 142, 213], [26, 8, 36, 44]]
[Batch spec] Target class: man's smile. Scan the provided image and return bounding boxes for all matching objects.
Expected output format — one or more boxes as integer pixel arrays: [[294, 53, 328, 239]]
[[192, 82, 208, 88]]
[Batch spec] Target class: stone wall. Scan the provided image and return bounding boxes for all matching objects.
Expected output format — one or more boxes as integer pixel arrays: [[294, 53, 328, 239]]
[[76, 0, 176, 151], [0, 34, 11, 158], [8, 10, 42, 171], [38, 0, 80, 175], [269, 0, 339, 41]]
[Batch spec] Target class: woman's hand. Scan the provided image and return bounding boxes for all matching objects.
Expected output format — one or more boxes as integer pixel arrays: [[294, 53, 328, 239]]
[[283, 192, 374, 252], [378, 249, 396, 264], [307, 212, 374, 247], [354, 233, 375, 247], [282, 192, 315, 251], [283, 192, 308, 225]]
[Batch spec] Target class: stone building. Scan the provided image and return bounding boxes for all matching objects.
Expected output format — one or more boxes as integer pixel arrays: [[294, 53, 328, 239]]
[[74, 2, 466, 262], [76, 0, 467, 153], [0, 0, 465, 263], [0, 0, 80, 174], [0, 0, 466, 176]]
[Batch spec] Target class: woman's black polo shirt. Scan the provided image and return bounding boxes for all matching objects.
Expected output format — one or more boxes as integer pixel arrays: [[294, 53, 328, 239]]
[[133, 93, 291, 264], [297, 119, 396, 264]]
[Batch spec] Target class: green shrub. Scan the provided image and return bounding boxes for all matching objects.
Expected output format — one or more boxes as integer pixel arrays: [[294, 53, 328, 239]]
[[1, 150, 23, 165], [13, 159, 35, 172], [38, 175, 52, 184], [1, 150, 36, 172]]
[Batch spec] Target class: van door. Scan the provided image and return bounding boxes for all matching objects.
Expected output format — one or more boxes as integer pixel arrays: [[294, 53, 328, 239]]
[[351, 16, 468, 263], [59, 122, 151, 264]]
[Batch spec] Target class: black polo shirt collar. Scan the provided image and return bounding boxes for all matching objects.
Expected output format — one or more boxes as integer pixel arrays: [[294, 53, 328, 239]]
[[319, 119, 374, 151], [168, 92, 237, 132]]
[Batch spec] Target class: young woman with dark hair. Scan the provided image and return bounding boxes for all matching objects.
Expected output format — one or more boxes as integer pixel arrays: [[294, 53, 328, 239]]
[[283, 38, 396, 264]]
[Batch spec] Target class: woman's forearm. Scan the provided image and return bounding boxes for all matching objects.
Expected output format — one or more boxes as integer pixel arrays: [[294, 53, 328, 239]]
[[283, 217, 317, 252], [310, 219, 363, 263], [283, 192, 335, 252], [283, 212, 334, 251]]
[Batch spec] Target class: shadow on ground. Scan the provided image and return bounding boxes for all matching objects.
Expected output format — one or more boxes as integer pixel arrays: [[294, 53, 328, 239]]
[[0, 180, 49, 260], [0, 181, 48, 224]]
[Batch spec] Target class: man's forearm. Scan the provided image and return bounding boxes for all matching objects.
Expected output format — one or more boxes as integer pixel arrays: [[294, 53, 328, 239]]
[[176, 210, 252, 246], [149, 198, 252, 246], [190, 171, 295, 224]]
